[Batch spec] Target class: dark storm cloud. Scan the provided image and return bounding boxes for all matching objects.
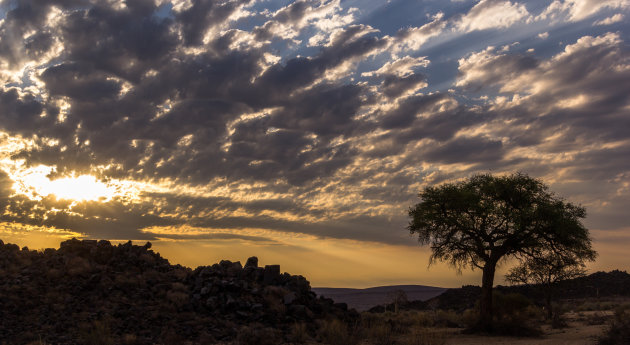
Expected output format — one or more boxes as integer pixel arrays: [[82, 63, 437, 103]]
[[0, 170, 12, 210], [1, 9, 386, 187], [379, 93, 447, 129], [189, 212, 413, 245], [380, 74, 427, 99], [422, 136, 504, 164], [175, 0, 252, 46], [0, 193, 181, 239], [0, 89, 51, 134], [145, 232, 278, 243], [41, 63, 122, 101]]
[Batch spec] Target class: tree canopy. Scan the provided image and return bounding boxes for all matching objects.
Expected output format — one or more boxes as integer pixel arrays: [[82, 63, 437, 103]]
[[408, 172, 596, 331]]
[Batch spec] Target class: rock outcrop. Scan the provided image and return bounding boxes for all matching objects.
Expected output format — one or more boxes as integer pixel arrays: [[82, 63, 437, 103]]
[[0, 238, 358, 344]]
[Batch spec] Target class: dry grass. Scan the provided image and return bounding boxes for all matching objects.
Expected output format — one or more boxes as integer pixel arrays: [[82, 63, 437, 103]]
[[317, 318, 361, 345]]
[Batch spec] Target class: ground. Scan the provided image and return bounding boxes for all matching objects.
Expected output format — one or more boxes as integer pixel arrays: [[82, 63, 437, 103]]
[[445, 321, 608, 345]]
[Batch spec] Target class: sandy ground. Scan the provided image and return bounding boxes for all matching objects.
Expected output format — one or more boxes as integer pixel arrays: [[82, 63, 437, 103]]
[[443, 311, 612, 345], [444, 324, 607, 345]]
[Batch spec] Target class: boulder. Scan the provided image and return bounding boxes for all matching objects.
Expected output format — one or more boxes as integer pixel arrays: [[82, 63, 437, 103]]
[[263, 265, 280, 285]]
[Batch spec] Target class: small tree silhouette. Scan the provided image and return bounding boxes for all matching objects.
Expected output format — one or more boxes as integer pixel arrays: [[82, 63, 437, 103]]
[[387, 290, 408, 314], [505, 251, 590, 322]]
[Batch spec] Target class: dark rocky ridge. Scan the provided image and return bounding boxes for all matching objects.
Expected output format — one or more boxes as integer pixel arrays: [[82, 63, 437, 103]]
[[313, 285, 446, 311], [0, 238, 358, 344], [369, 270, 630, 313]]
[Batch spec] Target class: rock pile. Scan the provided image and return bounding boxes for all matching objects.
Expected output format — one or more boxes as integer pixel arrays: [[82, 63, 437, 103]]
[[0, 238, 357, 344]]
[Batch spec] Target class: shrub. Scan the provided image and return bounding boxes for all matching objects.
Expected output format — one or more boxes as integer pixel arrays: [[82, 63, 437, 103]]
[[598, 306, 630, 345], [461, 308, 478, 328], [433, 310, 463, 327], [78, 320, 114, 345], [411, 311, 434, 328], [586, 312, 608, 325], [235, 324, 281, 345], [464, 291, 542, 336], [166, 290, 189, 308], [361, 311, 419, 336], [289, 322, 309, 343], [367, 323, 395, 345], [493, 292, 532, 319], [317, 318, 360, 345]]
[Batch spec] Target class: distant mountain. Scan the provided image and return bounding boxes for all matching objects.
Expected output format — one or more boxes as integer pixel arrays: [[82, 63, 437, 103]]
[[313, 285, 447, 311]]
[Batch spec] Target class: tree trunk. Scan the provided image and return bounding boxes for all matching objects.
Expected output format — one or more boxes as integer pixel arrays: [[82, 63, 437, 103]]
[[478, 261, 497, 332], [545, 291, 553, 320]]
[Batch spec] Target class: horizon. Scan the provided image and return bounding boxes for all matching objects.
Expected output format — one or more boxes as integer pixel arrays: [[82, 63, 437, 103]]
[[1, 0, 629, 289]]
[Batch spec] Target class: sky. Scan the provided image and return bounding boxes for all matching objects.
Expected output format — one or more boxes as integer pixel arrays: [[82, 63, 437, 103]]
[[0, 0, 629, 288]]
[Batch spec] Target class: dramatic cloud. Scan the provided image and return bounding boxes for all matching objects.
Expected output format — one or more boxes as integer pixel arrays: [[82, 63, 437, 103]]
[[0, 0, 629, 283], [539, 0, 630, 22], [455, 0, 531, 32], [593, 13, 625, 25]]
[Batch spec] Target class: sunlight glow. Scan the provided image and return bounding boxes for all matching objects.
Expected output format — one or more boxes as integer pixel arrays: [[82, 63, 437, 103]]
[[14, 166, 116, 201], [41, 175, 115, 201]]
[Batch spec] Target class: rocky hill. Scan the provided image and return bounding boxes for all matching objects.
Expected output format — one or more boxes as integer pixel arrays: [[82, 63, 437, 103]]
[[0, 239, 358, 344]]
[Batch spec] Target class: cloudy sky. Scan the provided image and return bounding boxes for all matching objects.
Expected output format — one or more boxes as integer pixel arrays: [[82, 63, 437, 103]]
[[1, 0, 629, 287]]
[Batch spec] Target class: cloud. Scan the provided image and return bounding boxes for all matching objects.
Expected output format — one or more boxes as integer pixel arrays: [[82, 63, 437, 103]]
[[455, 0, 531, 32], [0, 0, 629, 250], [593, 13, 625, 25], [253, 0, 356, 43], [421, 136, 504, 164], [539, 0, 630, 22], [452, 32, 630, 229], [362, 56, 430, 78], [455, 46, 538, 90], [393, 12, 446, 52]]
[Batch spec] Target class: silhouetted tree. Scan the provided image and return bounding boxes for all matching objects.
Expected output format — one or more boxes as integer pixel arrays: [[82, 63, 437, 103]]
[[506, 250, 591, 321], [387, 290, 408, 314], [407, 173, 596, 332]]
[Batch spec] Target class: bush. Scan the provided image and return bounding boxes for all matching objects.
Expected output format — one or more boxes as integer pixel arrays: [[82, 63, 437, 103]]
[[78, 320, 114, 345], [493, 292, 532, 319], [289, 322, 309, 343], [235, 324, 281, 345], [367, 323, 395, 345], [598, 306, 630, 345], [586, 312, 608, 325], [464, 292, 542, 336], [317, 318, 360, 345]]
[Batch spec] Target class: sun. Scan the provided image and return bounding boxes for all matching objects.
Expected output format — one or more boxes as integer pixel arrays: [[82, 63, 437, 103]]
[[38, 175, 116, 201], [14, 166, 117, 202]]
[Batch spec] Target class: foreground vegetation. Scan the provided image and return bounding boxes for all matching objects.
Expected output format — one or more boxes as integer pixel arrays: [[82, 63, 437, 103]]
[[311, 297, 629, 345]]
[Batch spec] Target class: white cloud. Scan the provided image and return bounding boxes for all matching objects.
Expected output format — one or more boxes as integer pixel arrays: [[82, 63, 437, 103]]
[[362, 56, 430, 77], [393, 12, 446, 53], [594, 13, 625, 25], [539, 0, 630, 22], [258, 0, 357, 43], [456, 0, 531, 32]]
